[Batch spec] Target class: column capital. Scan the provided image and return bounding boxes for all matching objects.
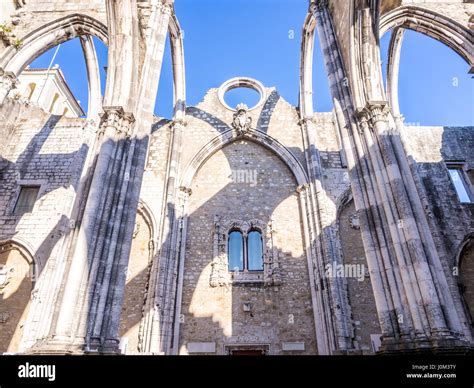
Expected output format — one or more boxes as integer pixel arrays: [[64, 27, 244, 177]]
[[0, 67, 17, 81], [99, 106, 135, 138], [356, 101, 391, 129], [310, 0, 328, 13], [171, 119, 187, 131], [296, 183, 310, 195], [179, 186, 192, 197], [157, 1, 173, 15]]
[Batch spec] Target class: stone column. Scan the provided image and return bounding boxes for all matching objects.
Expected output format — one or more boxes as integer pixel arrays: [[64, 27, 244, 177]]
[[297, 182, 333, 355], [79, 35, 102, 120], [299, 117, 354, 353], [314, 1, 403, 347], [0, 68, 17, 104], [33, 106, 135, 354], [170, 186, 192, 355], [313, 0, 470, 352], [140, 120, 185, 355]]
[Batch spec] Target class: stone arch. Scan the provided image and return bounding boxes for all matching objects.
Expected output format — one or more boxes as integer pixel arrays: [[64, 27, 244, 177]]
[[0, 14, 106, 117], [181, 130, 310, 189], [457, 233, 474, 336], [382, 6, 474, 115], [299, 10, 317, 118], [335, 188, 381, 353], [118, 199, 156, 354], [380, 6, 473, 67], [169, 13, 186, 121], [178, 135, 317, 355], [0, 240, 36, 353], [1, 10, 186, 119], [0, 14, 108, 75]]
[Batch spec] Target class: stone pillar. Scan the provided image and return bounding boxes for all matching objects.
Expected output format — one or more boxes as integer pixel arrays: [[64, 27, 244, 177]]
[[79, 35, 102, 120], [299, 117, 354, 353], [140, 120, 186, 355], [297, 182, 333, 355], [0, 68, 17, 104], [313, 0, 470, 353], [313, 1, 401, 347], [31, 106, 135, 354], [170, 186, 192, 355]]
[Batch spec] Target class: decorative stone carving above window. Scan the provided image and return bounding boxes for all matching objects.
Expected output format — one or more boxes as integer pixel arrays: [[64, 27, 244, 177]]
[[210, 216, 281, 287], [232, 104, 252, 136]]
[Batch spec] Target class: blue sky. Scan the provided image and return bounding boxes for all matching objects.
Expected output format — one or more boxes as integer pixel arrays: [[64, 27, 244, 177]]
[[30, 0, 472, 126]]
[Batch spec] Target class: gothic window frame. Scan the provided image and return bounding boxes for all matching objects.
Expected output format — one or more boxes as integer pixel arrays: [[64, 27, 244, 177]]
[[227, 227, 264, 273], [210, 217, 281, 287]]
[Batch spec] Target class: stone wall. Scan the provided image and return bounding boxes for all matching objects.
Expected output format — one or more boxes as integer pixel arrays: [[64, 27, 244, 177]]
[[179, 140, 316, 355], [339, 200, 380, 353], [401, 125, 474, 337], [119, 211, 153, 354], [401, 126, 474, 264], [0, 102, 90, 271]]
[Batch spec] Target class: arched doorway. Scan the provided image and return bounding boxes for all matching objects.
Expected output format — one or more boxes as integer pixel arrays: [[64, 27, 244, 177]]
[[458, 237, 474, 336], [0, 241, 35, 353]]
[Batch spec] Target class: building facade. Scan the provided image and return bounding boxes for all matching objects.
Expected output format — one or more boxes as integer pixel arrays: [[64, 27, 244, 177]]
[[7, 67, 85, 118], [0, 0, 473, 355]]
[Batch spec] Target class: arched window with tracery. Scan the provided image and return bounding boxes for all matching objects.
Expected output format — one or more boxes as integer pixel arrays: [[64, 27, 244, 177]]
[[228, 228, 263, 272]]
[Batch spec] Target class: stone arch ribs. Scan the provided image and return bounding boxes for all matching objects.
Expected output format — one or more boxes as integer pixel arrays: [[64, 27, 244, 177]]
[[300, 9, 317, 119], [384, 6, 474, 120], [0, 13, 107, 117], [0, 7, 186, 120], [380, 6, 474, 73], [386, 27, 404, 118], [80, 35, 102, 120], [0, 14, 108, 74], [169, 12, 186, 122], [181, 130, 310, 189], [300, 2, 355, 355]]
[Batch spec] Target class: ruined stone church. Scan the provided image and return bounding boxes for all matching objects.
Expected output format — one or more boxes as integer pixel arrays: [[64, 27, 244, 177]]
[[0, 0, 473, 355]]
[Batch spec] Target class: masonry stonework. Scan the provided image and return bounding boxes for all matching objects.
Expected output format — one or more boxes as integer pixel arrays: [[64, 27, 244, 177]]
[[0, 0, 473, 355]]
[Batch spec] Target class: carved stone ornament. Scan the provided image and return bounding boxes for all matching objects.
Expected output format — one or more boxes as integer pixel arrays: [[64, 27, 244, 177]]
[[349, 213, 360, 230], [232, 103, 252, 135]]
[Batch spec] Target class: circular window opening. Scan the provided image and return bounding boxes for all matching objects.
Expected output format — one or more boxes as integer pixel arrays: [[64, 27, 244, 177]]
[[224, 87, 261, 110], [217, 77, 266, 111]]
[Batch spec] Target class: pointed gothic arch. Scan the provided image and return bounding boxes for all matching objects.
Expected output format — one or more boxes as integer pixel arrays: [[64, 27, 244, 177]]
[[382, 6, 474, 116], [0, 239, 36, 353], [181, 129, 310, 189]]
